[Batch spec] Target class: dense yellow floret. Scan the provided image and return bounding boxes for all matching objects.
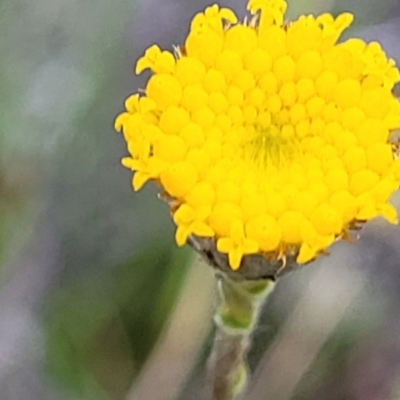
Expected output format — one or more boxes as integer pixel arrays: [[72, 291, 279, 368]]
[[115, 0, 400, 270]]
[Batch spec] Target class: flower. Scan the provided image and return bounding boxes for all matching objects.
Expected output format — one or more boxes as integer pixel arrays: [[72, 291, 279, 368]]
[[115, 0, 400, 271]]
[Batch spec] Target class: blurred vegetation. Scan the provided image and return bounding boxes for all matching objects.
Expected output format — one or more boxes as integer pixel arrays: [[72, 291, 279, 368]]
[[1, 0, 400, 399], [46, 242, 191, 399]]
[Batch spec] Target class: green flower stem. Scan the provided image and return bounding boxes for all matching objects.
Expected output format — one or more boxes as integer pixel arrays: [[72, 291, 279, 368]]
[[206, 273, 275, 400]]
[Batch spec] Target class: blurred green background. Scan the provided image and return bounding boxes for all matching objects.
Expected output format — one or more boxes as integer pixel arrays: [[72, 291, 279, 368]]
[[2, 0, 400, 399]]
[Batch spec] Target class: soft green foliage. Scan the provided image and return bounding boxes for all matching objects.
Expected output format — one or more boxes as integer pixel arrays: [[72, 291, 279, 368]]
[[46, 241, 191, 399]]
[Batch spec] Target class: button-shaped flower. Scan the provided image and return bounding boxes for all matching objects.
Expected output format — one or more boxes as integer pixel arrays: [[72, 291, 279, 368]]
[[116, 0, 400, 271]]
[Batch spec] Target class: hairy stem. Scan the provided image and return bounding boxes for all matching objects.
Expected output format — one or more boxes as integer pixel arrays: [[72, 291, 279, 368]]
[[206, 274, 275, 400]]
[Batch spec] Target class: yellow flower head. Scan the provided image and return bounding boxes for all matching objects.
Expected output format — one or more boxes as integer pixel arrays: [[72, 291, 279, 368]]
[[115, 0, 400, 271]]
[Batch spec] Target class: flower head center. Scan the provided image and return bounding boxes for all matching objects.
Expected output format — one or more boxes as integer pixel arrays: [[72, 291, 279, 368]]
[[243, 124, 300, 169]]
